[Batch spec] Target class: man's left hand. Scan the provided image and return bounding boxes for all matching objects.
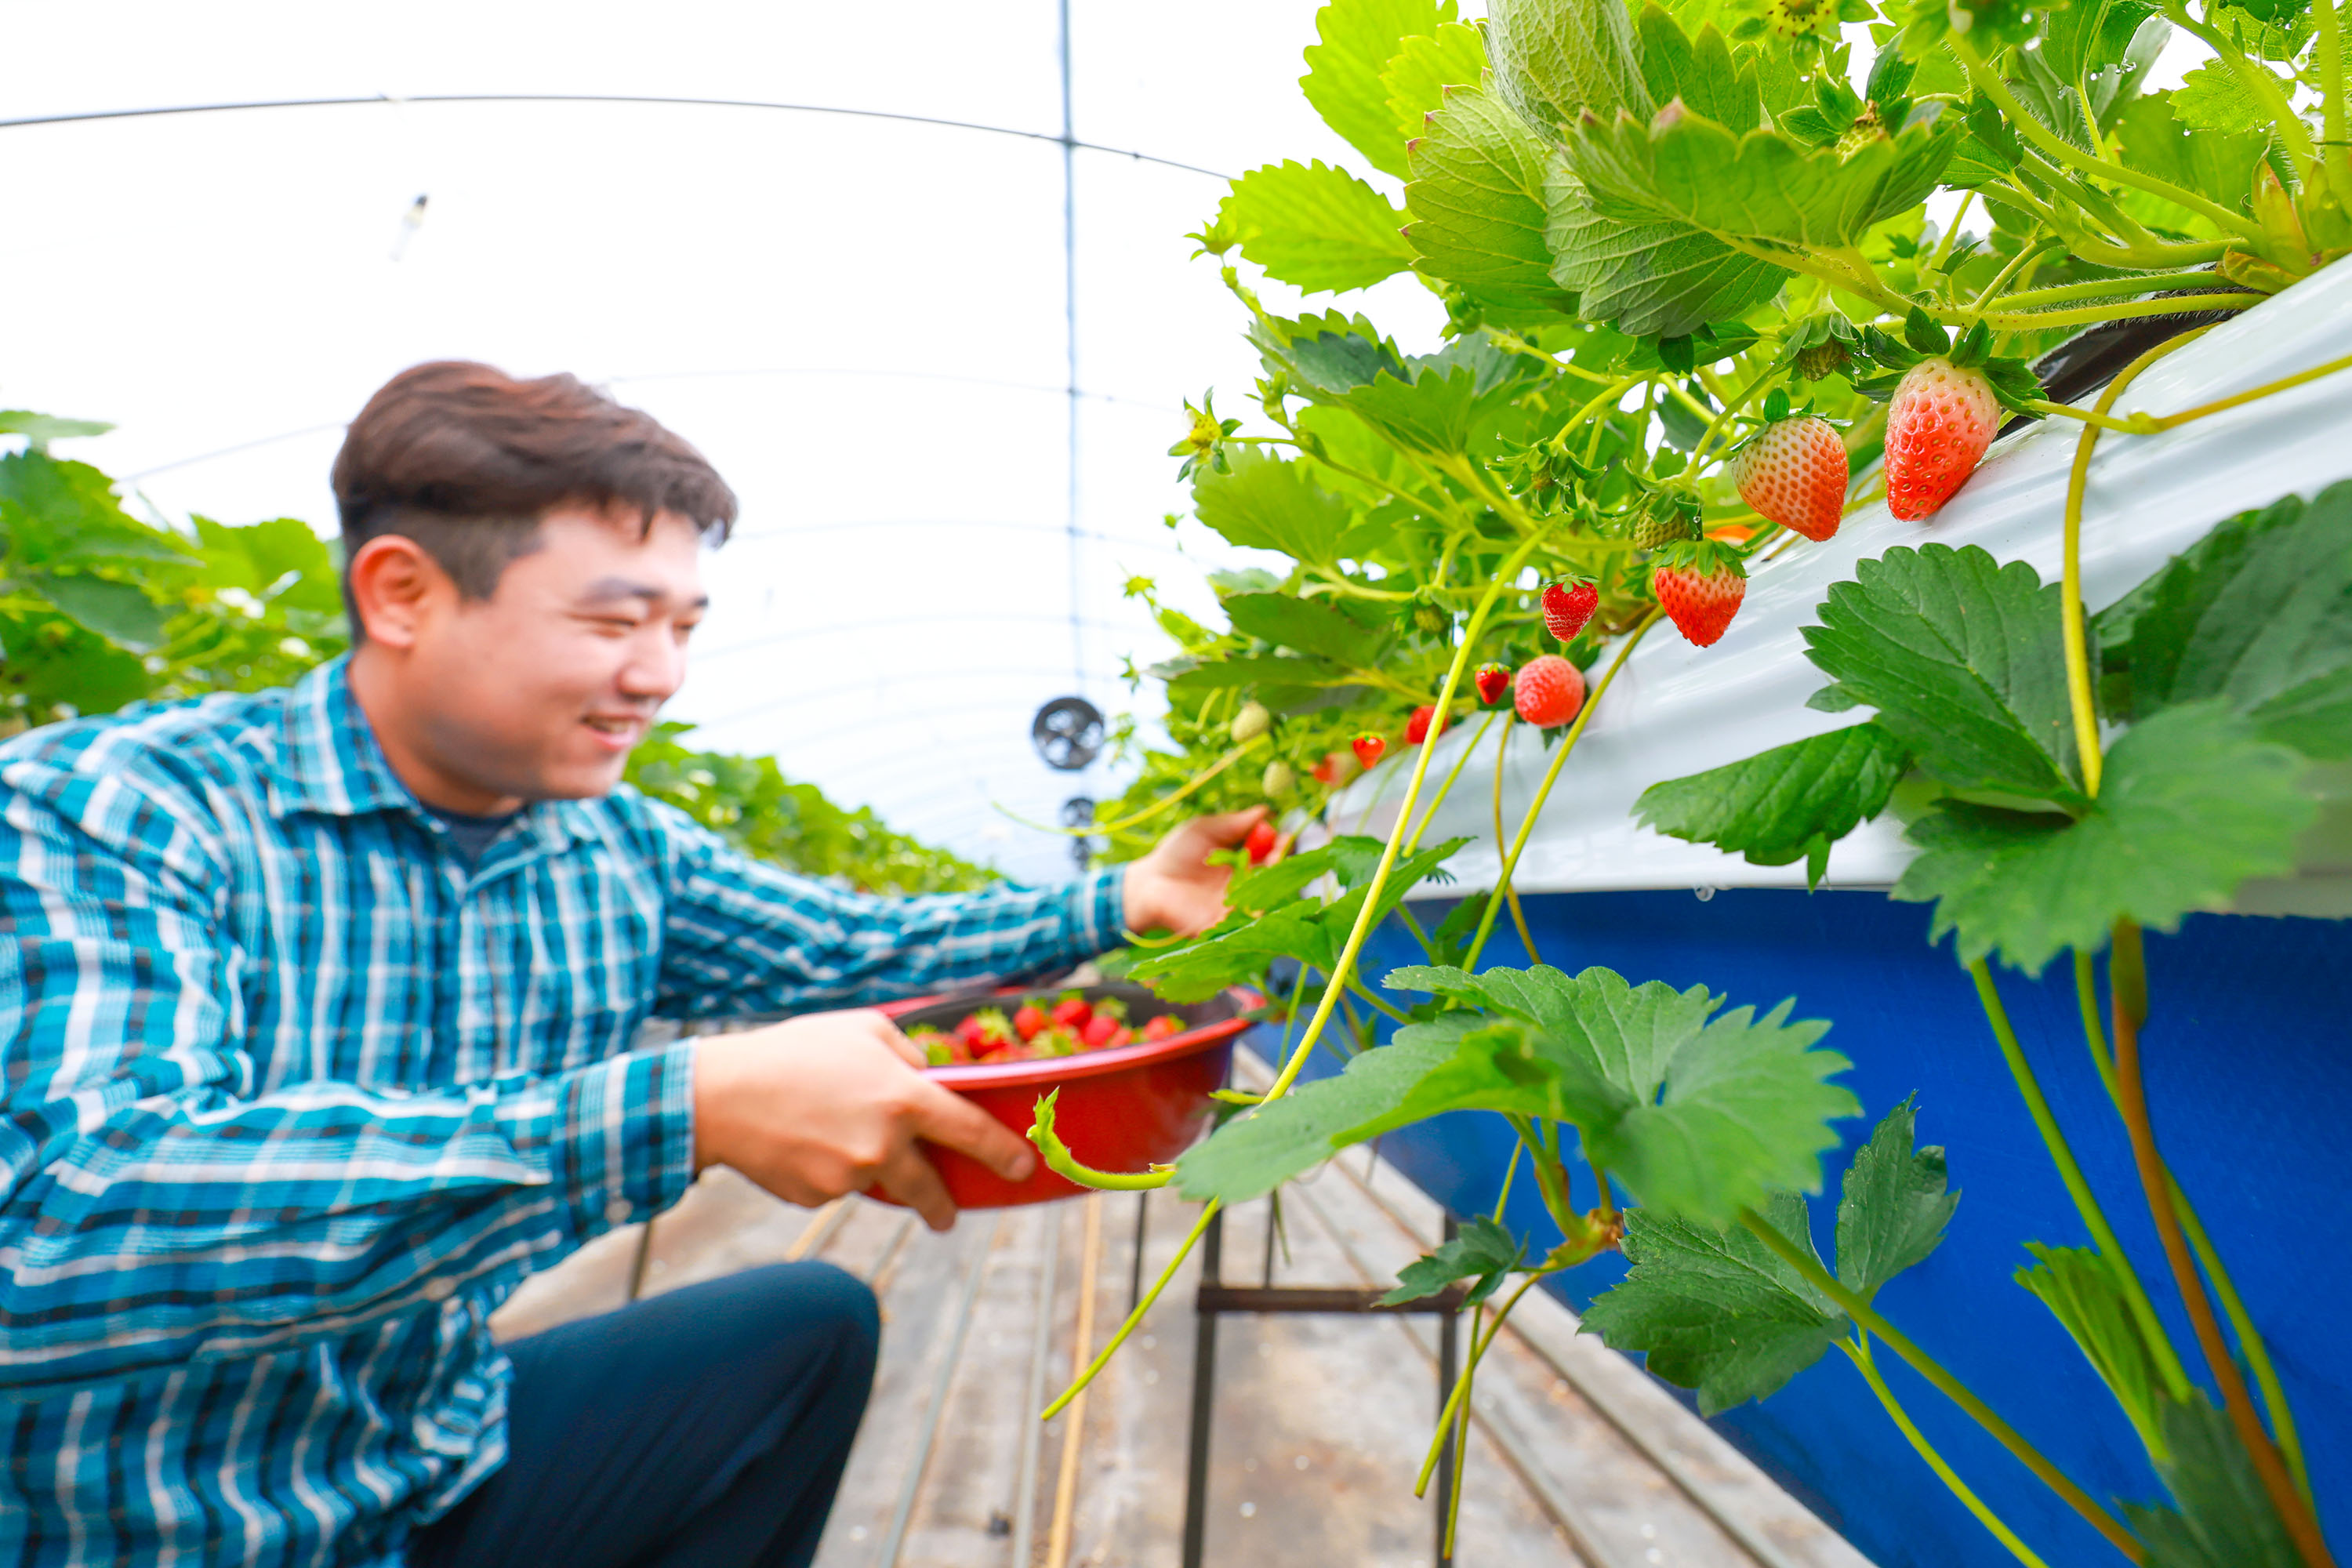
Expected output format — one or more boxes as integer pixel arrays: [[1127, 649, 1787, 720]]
[[1120, 805, 1269, 938]]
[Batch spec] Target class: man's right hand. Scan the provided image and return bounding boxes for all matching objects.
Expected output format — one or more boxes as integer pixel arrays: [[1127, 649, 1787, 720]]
[[691, 1010, 1035, 1231]]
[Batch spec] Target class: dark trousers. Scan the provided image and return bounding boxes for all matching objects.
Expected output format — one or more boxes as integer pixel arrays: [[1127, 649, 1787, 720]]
[[410, 1261, 880, 1568]]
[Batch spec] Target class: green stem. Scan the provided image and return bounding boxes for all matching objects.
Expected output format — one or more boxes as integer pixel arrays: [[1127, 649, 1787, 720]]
[[2024, 400, 2161, 434], [1465, 611, 1664, 969], [1969, 961, 2191, 1399], [1690, 365, 1784, 467], [1989, 270, 2234, 311], [1967, 234, 2060, 322], [1491, 1137, 1523, 1221], [1842, 1336, 2056, 1567], [1976, 293, 2264, 333], [1490, 715, 1542, 964], [1406, 710, 1498, 855], [2147, 350, 2352, 430], [2154, 1, 2316, 166], [1739, 1210, 2145, 1561], [2318, 0, 2347, 165], [1931, 191, 1977, 270], [1416, 1272, 1544, 1495], [1040, 1200, 1219, 1418], [1950, 34, 2267, 242], [1346, 976, 1411, 1025]]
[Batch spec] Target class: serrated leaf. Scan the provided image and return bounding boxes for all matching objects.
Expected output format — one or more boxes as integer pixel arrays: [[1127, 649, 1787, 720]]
[[1893, 702, 2314, 974], [1302, 0, 1461, 179], [1803, 543, 2087, 806], [1487, 0, 1653, 136], [2111, 91, 2264, 230], [1545, 165, 1789, 336], [1566, 102, 1960, 250], [1381, 1214, 1526, 1305], [1383, 20, 1490, 141], [1226, 833, 1387, 913], [1834, 1095, 1956, 1300], [1291, 331, 1546, 455], [1383, 964, 1858, 1220], [1635, 721, 1910, 877], [23, 573, 169, 652], [1636, 7, 1764, 130], [1191, 447, 1352, 562], [1403, 85, 1580, 314], [1268, 310, 1412, 394], [1174, 1015, 1479, 1200], [1219, 160, 1417, 294], [1223, 591, 1386, 665], [0, 410, 114, 446], [2016, 1243, 2173, 1457], [1164, 655, 1348, 697], [2172, 57, 2268, 135], [2094, 482, 2352, 759], [193, 514, 343, 615], [2124, 1398, 2302, 1568], [1581, 1196, 1847, 1414], [0, 452, 191, 565]]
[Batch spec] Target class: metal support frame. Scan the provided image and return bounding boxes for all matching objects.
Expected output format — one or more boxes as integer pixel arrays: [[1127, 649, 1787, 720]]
[[1180, 1204, 1464, 1568]]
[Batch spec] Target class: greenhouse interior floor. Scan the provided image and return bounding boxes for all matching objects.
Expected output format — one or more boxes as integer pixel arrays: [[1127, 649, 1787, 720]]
[[493, 1051, 1875, 1568]]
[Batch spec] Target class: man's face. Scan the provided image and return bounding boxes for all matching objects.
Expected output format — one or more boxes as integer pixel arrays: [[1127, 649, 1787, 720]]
[[401, 506, 708, 803]]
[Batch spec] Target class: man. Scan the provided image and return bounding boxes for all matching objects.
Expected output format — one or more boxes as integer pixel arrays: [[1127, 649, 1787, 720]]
[[0, 362, 1262, 1566]]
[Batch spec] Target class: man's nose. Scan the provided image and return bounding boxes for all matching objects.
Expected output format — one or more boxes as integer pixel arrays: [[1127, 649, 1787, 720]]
[[618, 629, 688, 701]]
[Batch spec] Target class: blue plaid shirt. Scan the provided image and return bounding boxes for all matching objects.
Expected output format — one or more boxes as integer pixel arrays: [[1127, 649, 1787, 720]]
[[0, 658, 1122, 1565]]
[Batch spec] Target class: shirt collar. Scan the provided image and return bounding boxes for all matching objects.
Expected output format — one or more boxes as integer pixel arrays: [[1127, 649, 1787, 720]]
[[270, 656, 595, 855]]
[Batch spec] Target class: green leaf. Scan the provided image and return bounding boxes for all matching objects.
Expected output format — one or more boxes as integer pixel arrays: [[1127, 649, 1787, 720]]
[[2095, 482, 2352, 760], [2124, 1397, 2303, 1568], [1302, 0, 1459, 179], [1382, 1214, 1526, 1305], [1636, 6, 1765, 129], [1164, 654, 1349, 697], [1191, 448, 1352, 561], [1833, 1094, 1956, 1301], [1545, 167, 1791, 336], [1383, 964, 1859, 1221], [1222, 591, 1386, 664], [1486, 0, 1653, 135], [22, 574, 170, 652], [1403, 85, 1581, 314], [1635, 721, 1911, 879], [1228, 833, 1390, 913], [1581, 1196, 1848, 1414], [1566, 100, 1961, 251], [1383, 21, 1490, 141], [2111, 91, 2264, 228], [1174, 1015, 1478, 1200], [1893, 702, 2314, 974], [2016, 1243, 2173, 1457], [1802, 543, 2087, 805], [1290, 331, 1546, 455], [193, 515, 345, 615], [1219, 160, 1417, 294], [0, 410, 114, 447], [2172, 57, 2268, 135], [0, 611, 152, 715], [0, 452, 191, 566]]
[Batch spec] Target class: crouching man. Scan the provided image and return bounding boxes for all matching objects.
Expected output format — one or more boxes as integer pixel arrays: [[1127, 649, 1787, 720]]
[[0, 362, 1261, 1566]]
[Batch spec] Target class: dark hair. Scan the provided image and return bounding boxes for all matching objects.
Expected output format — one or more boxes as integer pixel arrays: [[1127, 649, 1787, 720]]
[[330, 361, 737, 633]]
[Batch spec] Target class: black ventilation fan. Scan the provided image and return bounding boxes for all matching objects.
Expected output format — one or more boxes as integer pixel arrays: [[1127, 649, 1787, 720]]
[[1031, 695, 1104, 771], [1061, 796, 1096, 871]]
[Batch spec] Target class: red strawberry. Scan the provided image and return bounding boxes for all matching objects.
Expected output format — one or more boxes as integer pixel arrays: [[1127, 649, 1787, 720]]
[[1139, 1014, 1183, 1042], [1474, 662, 1512, 706], [1652, 543, 1748, 647], [1885, 358, 1998, 520], [1404, 704, 1447, 745], [1013, 1002, 1049, 1041], [1513, 655, 1586, 728], [1541, 579, 1599, 643], [1105, 1025, 1135, 1048], [1730, 416, 1847, 542], [1082, 1013, 1120, 1049], [1311, 750, 1356, 787], [1352, 733, 1387, 770], [1051, 995, 1092, 1032], [1244, 819, 1278, 864]]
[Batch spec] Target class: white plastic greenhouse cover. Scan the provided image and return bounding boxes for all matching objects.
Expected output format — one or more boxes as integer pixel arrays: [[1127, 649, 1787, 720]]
[[0, 0, 1446, 887], [1341, 260, 2352, 920]]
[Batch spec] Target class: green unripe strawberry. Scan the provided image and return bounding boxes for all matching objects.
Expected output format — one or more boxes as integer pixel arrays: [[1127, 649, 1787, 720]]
[[1632, 508, 1699, 550], [1230, 701, 1270, 743], [1263, 760, 1295, 797]]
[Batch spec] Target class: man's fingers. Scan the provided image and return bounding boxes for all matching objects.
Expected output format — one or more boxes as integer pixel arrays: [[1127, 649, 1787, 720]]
[[909, 1078, 1037, 1182], [1191, 804, 1269, 849], [875, 1145, 957, 1232], [866, 1012, 927, 1069]]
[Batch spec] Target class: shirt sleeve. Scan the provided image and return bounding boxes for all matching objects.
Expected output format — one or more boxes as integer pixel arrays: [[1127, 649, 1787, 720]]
[[645, 799, 1127, 1019], [0, 760, 696, 1396]]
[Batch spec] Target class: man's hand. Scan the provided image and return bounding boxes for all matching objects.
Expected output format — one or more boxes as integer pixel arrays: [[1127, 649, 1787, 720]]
[[692, 1011, 1035, 1231], [1120, 804, 1269, 938]]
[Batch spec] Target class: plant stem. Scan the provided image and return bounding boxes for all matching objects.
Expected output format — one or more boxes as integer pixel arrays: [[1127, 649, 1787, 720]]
[[2318, 0, 2348, 171], [1840, 1335, 2056, 1568], [1492, 1137, 1523, 1221], [1969, 961, 2191, 1399], [2146, 350, 2352, 430], [1346, 976, 1411, 1025], [1976, 293, 2265, 333], [1690, 365, 1783, 468], [2171, 1177, 2316, 1513], [1930, 191, 1977, 270], [2025, 400, 2160, 434], [1949, 35, 2267, 242], [2154, 1, 2317, 165], [1042, 1199, 1219, 1418], [1406, 710, 1498, 855], [1465, 610, 1664, 968], [1967, 234, 2060, 322], [2108, 921, 2336, 1566], [1490, 715, 1542, 964], [1417, 1272, 1544, 1495], [1988, 270, 2236, 311], [2061, 330, 2217, 790], [1739, 1210, 2145, 1561]]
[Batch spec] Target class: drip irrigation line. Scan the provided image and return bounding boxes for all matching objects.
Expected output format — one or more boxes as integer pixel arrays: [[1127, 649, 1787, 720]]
[[0, 93, 1235, 180], [1057, 0, 1087, 699]]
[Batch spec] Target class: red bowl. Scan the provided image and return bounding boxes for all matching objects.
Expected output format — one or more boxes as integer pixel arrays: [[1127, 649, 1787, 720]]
[[873, 982, 1257, 1209]]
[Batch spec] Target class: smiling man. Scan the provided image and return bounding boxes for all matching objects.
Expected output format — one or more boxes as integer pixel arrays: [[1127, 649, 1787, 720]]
[[0, 362, 1262, 1567]]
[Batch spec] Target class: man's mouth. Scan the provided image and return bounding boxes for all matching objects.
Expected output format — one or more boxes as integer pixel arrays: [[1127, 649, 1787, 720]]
[[583, 714, 648, 742]]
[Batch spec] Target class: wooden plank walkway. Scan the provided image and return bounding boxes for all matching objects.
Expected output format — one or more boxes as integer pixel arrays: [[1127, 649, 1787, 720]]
[[492, 1055, 1875, 1568]]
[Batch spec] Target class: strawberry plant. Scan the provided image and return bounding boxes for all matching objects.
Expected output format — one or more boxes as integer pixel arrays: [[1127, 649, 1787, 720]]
[[1034, 0, 2351, 1561]]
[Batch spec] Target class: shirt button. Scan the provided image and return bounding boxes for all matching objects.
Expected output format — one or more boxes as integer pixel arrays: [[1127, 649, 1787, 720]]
[[605, 1200, 633, 1225], [423, 1276, 457, 1302]]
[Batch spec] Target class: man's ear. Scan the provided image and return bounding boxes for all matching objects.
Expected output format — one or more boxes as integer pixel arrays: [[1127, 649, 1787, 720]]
[[347, 536, 456, 650]]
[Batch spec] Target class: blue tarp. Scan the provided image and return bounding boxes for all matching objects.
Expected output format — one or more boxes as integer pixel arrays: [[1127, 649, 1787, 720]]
[[1282, 888, 2350, 1568]]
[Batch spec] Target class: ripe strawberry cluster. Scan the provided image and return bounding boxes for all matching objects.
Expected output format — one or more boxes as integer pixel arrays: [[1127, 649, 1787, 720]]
[[910, 993, 1188, 1067]]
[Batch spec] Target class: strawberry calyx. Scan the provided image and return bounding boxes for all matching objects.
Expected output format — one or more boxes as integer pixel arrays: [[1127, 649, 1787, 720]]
[[1649, 537, 1750, 581], [1852, 309, 2044, 415]]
